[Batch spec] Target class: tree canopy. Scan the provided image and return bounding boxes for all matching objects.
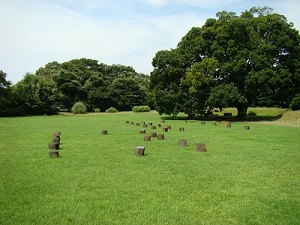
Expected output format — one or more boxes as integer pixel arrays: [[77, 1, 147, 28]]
[[150, 7, 300, 118]]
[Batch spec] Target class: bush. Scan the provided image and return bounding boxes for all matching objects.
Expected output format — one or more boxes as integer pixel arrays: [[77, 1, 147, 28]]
[[247, 111, 257, 116], [71, 101, 87, 114], [132, 105, 151, 112], [105, 107, 118, 113], [94, 108, 101, 113], [290, 94, 300, 110]]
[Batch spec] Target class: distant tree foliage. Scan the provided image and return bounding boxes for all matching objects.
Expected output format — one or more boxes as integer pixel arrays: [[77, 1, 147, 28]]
[[150, 7, 300, 118]]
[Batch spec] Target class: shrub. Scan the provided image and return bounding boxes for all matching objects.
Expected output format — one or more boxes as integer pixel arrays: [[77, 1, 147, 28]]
[[105, 107, 118, 113], [247, 111, 257, 116], [71, 101, 87, 114], [289, 94, 300, 110], [94, 108, 101, 113], [132, 105, 151, 112]]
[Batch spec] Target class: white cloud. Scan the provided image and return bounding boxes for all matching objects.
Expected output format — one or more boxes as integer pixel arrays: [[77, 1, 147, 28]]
[[143, 0, 167, 7]]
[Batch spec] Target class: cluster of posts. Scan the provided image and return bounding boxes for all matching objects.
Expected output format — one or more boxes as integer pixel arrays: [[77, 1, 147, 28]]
[[49, 132, 61, 158]]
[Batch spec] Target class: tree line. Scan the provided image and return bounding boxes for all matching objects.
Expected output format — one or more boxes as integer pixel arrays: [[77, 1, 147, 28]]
[[0, 59, 151, 116], [1, 7, 300, 117]]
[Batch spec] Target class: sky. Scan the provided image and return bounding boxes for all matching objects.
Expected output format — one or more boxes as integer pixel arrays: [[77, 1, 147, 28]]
[[1, 0, 300, 84]]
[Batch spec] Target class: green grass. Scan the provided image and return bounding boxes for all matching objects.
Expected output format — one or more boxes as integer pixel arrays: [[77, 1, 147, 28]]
[[0, 111, 300, 224]]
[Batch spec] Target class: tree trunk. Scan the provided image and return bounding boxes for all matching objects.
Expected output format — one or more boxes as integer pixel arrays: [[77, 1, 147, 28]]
[[237, 106, 248, 120]]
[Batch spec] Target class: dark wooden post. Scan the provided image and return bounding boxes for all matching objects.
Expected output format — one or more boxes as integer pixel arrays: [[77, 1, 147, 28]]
[[151, 126, 156, 129], [212, 122, 217, 126], [144, 136, 151, 141], [167, 125, 171, 130], [139, 129, 146, 134], [102, 130, 108, 135], [151, 132, 157, 138], [178, 139, 187, 147], [49, 142, 59, 150], [163, 127, 168, 132], [244, 126, 250, 130], [227, 124, 231, 128], [135, 146, 145, 156], [179, 127, 185, 132], [195, 143, 206, 152], [157, 134, 164, 140], [49, 150, 59, 158]]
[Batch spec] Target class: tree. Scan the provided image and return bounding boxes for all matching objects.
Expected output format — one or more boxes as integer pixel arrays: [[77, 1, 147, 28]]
[[109, 78, 146, 111], [12, 73, 61, 115], [0, 70, 13, 116], [151, 7, 300, 118]]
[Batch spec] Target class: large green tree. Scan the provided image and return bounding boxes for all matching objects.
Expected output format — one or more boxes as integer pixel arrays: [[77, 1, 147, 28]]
[[0, 70, 13, 116], [151, 7, 300, 118]]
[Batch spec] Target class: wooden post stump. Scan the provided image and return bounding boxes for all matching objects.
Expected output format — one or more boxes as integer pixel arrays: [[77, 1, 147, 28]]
[[195, 143, 206, 152], [49, 142, 59, 150], [163, 127, 168, 132], [161, 120, 165, 123], [49, 150, 59, 158], [201, 121, 205, 125], [151, 132, 157, 138], [135, 146, 145, 156], [227, 124, 231, 128], [52, 137, 60, 144], [151, 126, 156, 129], [244, 126, 250, 130], [158, 124, 161, 127], [212, 122, 217, 126], [178, 139, 187, 147], [144, 136, 151, 141], [136, 123, 140, 126], [53, 132, 61, 138], [167, 125, 171, 130], [139, 129, 146, 134], [143, 124, 147, 128], [179, 127, 185, 132], [157, 134, 164, 140], [102, 130, 108, 135]]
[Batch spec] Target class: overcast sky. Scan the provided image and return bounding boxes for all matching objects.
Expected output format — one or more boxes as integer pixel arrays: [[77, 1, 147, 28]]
[[1, 0, 300, 84]]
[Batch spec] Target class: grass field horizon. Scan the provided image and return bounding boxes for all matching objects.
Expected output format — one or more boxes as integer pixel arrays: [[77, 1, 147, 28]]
[[1, 109, 300, 224]]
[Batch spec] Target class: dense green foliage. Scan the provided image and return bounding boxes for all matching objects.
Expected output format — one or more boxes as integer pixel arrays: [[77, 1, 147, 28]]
[[1, 112, 299, 224], [0, 58, 150, 116], [132, 105, 151, 112], [105, 106, 118, 113], [150, 7, 300, 118], [71, 101, 87, 114]]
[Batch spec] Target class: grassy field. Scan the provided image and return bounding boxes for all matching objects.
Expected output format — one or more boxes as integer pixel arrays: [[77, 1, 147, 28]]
[[0, 111, 300, 224]]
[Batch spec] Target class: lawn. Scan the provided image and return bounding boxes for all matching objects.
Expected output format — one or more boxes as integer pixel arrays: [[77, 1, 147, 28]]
[[0, 111, 299, 224]]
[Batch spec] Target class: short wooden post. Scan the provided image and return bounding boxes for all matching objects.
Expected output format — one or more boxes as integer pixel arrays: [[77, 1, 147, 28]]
[[49, 142, 59, 150], [136, 123, 140, 126], [163, 127, 168, 132], [53, 132, 61, 138], [151, 126, 156, 129], [179, 127, 185, 132], [195, 143, 206, 152], [201, 121, 205, 125], [227, 124, 231, 128], [212, 122, 217, 126], [143, 124, 147, 128], [157, 134, 164, 140], [167, 125, 171, 130], [244, 126, 250, 130], [144, 136, 151, 141], [135, 146, 145, 156], [161, 120, 165, 123], [139, 129, 146, 134], [49, 150, 59, 158], [102, 130, 108, 135], [158, 124, 161, 127], [151, 132, 157, 138], [178, 139, 187, 147]]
